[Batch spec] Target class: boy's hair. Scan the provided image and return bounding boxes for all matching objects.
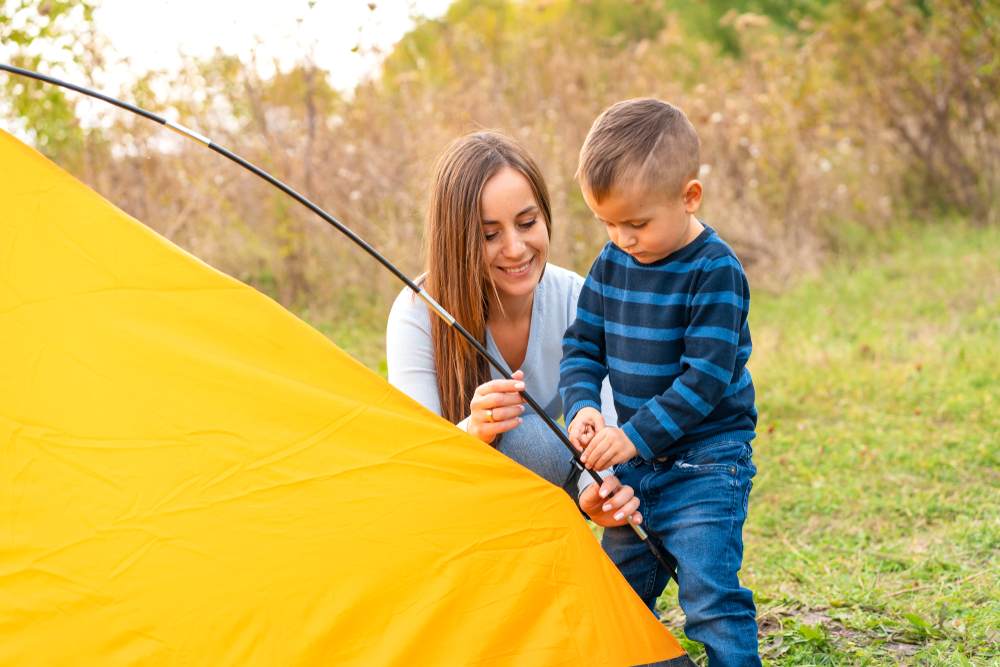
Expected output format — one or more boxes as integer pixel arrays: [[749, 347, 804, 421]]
[[577, 98, 700, 203]]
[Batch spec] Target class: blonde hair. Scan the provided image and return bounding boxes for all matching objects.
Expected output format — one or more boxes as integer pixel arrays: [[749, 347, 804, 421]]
[[424, 131, 552, 425], [578, 98, 700, 202]]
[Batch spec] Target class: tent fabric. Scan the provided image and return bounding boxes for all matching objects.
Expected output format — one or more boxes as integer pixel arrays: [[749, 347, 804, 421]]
[[0, 129, 688, 666]]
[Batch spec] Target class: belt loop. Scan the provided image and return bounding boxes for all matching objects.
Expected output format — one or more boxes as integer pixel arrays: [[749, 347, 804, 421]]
[[654, 453, 676, 469]]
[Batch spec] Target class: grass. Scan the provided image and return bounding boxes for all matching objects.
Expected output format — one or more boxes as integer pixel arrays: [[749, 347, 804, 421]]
[[311, 222, 999, 665], [662, 222, 1000, 665]]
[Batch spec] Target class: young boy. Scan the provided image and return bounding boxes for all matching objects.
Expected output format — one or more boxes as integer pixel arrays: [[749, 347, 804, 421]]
[[560, 99, 760, 667]]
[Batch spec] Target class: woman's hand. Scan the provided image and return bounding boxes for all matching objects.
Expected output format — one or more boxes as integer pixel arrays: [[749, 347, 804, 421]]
[[467, 370, 526, 444], [578, 475, 642, 527]]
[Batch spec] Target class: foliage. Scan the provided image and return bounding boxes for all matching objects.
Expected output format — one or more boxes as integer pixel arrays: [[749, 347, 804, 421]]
[[0, 0, 99, 165], [826, 0, 1000, 224], [2, 0, 997, 317]]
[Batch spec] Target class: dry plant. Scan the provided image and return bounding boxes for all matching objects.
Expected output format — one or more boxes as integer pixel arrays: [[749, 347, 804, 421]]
[[28, 0, 999, 318]]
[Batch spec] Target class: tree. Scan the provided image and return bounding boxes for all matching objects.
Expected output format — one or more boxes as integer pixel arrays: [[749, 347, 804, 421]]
[[1, 0, 101, 166]]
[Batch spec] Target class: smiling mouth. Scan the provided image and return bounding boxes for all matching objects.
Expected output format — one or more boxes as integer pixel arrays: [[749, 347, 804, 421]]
[[497, 257, 534, 277]]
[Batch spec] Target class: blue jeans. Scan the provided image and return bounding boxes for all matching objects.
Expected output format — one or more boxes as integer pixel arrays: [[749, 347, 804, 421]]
[[603, 440, 760, 667], [497, 414, 579, 494]]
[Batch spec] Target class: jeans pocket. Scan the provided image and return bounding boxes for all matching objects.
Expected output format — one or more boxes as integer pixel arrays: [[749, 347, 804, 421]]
[[743, 477, 753, 515], [672, 440, 748, 475]]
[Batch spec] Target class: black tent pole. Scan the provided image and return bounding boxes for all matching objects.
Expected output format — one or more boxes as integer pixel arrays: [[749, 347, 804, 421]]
[[0, 63, 678, 582]]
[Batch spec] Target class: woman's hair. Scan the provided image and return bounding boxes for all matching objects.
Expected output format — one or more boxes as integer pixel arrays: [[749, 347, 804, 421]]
[[424, 131, 552, 426]]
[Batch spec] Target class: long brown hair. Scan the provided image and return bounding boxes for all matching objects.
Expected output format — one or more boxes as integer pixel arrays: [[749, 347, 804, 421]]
[[424, 131, 552, 425]]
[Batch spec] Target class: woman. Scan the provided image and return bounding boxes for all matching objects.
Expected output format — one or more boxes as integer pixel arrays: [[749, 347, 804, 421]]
[[385, 131, 639, 526]]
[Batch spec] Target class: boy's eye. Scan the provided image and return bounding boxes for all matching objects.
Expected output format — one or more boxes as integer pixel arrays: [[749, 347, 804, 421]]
[[630, 222, 647, 229]]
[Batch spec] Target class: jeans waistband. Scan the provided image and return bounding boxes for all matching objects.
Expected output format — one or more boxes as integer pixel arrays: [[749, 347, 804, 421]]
[[650, 430, 756, 464]]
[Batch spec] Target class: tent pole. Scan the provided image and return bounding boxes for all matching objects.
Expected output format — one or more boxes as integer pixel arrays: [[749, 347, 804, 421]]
[[0, 63, 678, 583]]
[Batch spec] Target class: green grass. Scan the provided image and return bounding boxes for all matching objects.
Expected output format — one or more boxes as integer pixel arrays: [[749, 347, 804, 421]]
[[313, 222, 1000, 665], [661, 223, 1000, 665]]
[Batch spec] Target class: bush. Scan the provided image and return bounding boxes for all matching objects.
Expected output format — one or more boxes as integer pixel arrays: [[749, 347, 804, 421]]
[[8, 0, 997, 310]]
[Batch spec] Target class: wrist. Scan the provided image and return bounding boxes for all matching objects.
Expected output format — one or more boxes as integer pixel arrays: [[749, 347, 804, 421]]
[[566, 400, 601, 428]]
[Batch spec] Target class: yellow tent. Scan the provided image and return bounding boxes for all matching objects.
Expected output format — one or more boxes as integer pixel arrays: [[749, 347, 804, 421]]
[[0, 129, 689, 666]]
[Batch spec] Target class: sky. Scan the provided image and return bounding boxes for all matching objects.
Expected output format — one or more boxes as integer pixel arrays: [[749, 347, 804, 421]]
[[94, 0, 451, 89], [1, 0, 451, 92], [0, 1, 451, 140]]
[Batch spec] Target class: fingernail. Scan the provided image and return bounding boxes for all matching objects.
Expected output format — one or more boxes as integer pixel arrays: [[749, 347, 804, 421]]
[[614, 512, 624, 521], [517, 417, 523, 424], [599, 489, 609, 498], [602, 503, 611, 512], [514, 382, 525, 390]]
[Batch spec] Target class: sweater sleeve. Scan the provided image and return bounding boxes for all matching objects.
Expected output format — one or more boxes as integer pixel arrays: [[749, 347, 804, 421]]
[[559, 257, 609, 428], [566, 269, 618, 429], [621, 262, 749, 461], [385, 288, 443, 417]]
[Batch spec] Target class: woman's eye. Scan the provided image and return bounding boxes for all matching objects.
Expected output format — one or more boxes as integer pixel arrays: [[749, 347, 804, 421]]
[[518, 219, 537, 229], [484, 231, 499, 241]]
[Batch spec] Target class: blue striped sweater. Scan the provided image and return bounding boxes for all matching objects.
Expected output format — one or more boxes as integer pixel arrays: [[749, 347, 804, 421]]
[[560, 224, 757, 461]]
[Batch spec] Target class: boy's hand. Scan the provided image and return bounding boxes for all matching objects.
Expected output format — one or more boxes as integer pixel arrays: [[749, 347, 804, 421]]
[[580, 426, 638, 471], [567, 407, 605, 452], [579, 475, 642, 527]]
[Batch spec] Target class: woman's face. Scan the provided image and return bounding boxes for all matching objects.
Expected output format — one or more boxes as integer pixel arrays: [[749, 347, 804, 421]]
[[479, 166, 549, 301]]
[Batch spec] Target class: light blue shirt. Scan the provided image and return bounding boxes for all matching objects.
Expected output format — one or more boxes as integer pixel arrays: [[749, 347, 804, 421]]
[[386, 263, 617, 427]]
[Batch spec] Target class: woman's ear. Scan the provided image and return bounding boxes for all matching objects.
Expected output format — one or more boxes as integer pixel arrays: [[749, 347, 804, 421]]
[[682, 180, 703, 213]]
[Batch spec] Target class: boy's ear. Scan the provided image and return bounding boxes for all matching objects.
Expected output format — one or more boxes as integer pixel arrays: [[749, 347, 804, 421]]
[[682, 179, 703, 213]]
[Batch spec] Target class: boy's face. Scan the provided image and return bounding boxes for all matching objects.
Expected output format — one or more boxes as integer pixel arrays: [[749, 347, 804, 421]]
[[582, 180, 703, 264]]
